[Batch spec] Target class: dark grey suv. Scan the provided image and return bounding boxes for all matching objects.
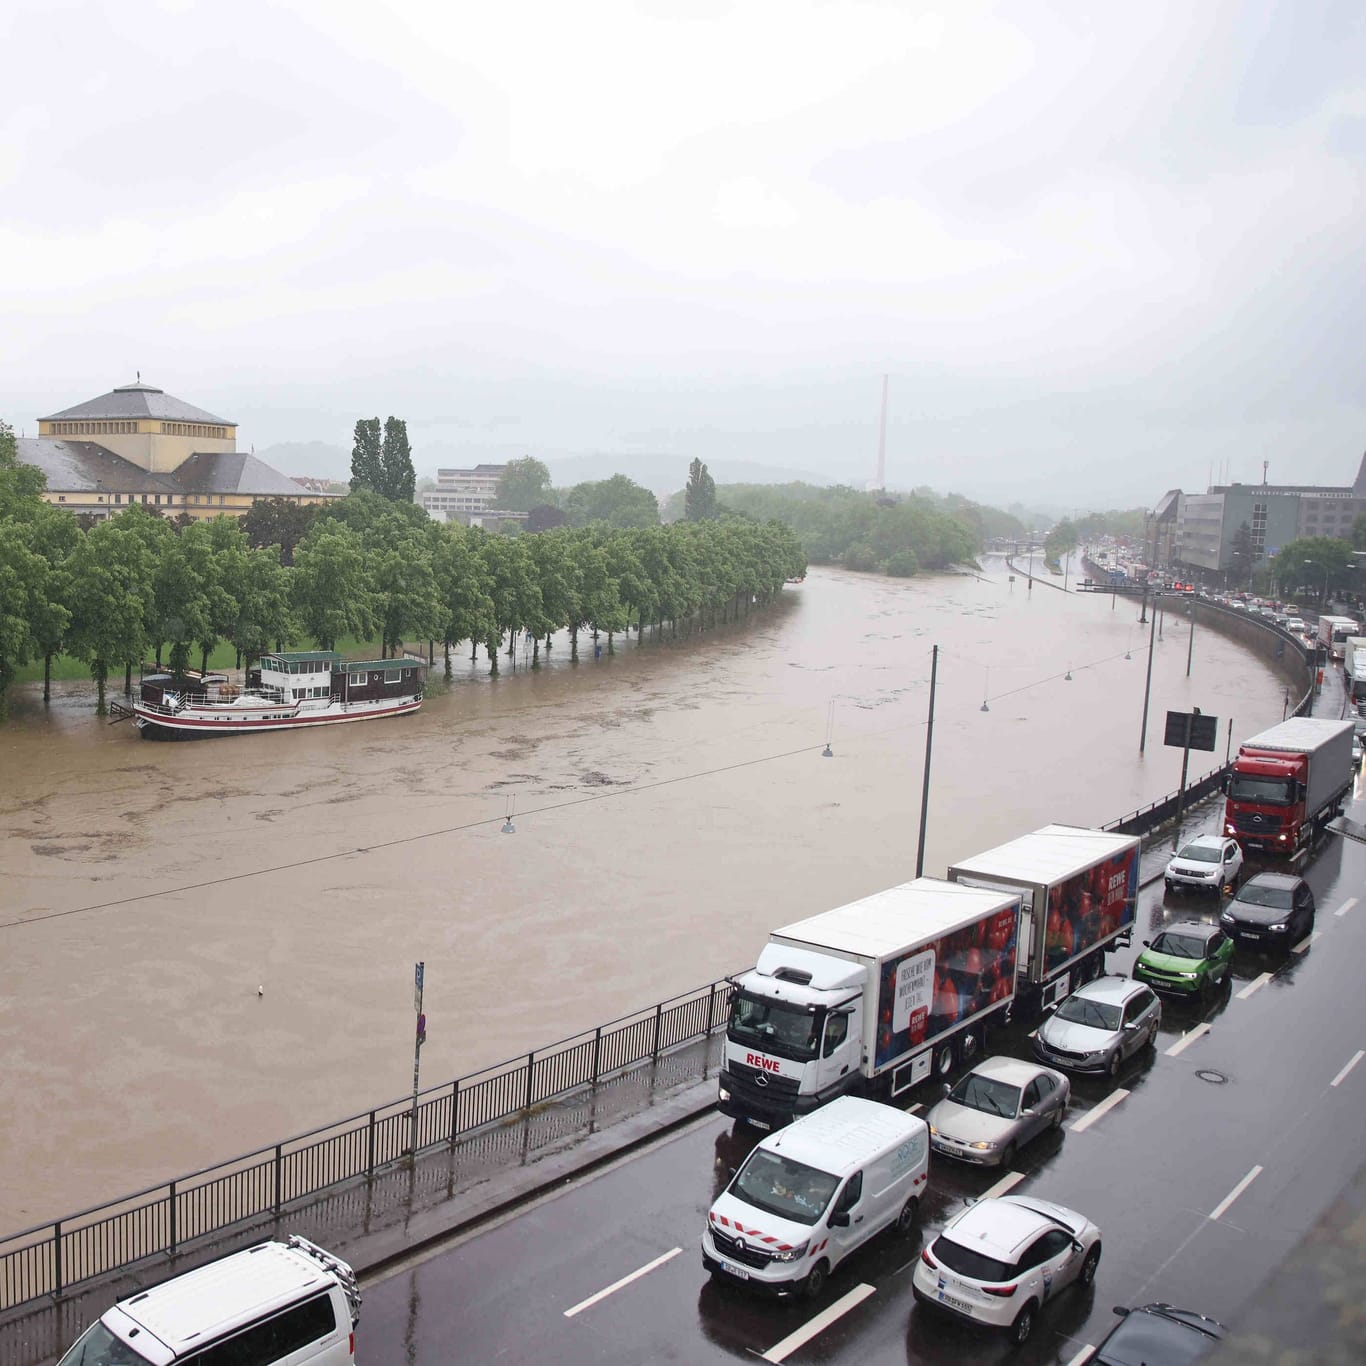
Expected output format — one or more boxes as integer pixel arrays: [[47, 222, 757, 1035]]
[[1219, 871, 1315, 950]]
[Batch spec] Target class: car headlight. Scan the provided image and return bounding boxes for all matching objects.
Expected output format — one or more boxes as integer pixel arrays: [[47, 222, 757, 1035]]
[[1277, 834, 1288, 842], [1269, 922, 1287, 932], [927, 1123, 938, 1136], [1220, 912, 1234, 924], [969, 1140, 996, 1150], [768, 1241, 809, 1264]]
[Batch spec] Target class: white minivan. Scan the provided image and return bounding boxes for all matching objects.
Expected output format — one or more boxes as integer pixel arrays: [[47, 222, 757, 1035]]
[[56, 1236, 360, 1365], [702, 1096, 929, 1298]]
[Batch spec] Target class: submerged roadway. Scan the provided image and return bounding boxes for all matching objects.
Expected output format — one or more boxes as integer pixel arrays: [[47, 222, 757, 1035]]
[[356, 767, 1366, 1363]]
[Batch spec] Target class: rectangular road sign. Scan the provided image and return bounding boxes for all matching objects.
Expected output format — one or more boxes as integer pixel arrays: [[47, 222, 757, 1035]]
[[414, 961, 424, 1013], [1164, 710, 1218, 751]]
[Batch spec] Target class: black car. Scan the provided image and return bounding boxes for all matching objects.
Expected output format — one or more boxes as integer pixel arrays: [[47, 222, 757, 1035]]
[[1094, 1302, 1225, 1364], [1219, 871, 1315, 950]]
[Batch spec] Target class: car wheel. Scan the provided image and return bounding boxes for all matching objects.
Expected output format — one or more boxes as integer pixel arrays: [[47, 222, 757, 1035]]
[[1105, 1051, 1121, 1080], [1011, 1301, 1037, 1345], [1051, 1104, 1065, 1131], [1079, 1243, 1101, 1288], [802, 1259, 829, 1300], [998, 1141, 1017, 1170], [895, 1195, 919, 1238]]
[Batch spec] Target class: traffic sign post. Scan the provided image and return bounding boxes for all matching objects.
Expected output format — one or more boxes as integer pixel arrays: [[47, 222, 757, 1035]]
[[1165, 709, 1218, 847]]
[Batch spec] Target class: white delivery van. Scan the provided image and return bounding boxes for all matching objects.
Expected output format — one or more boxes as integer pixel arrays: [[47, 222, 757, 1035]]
[[56, 1236, 360, 1366], [702, 1095, 929, 1298]]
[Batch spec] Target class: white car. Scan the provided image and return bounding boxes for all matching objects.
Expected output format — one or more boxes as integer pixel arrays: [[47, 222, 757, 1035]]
[[924, 1057, 1070, 1168], [1164, 834, 1243, 895], [912, 1194, 1102, 1345], [1285, 616, 1306, 636]]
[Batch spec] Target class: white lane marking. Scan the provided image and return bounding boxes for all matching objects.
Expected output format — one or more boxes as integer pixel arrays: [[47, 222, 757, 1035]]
[[1331, 1050, 1365, 1088], [1293, 930, 1321, 955], [563, 1247, 682, 1317], [1065, 1347, 1095, 1366], [761, 1283, 877, 1363], [982, 1169, 1027, 1199], [1210, 1165, 1263, 1221], [1069, 1087, 1130, 1133], [1165, 1023, 1210, 1057], [1236, 971, 1273, 1000], [1335, 897, 1358, 918], [908, 1102, 925, 1114]]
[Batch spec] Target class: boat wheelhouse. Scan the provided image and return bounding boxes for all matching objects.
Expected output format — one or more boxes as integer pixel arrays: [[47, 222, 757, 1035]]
[[132, 651, 425, 738]]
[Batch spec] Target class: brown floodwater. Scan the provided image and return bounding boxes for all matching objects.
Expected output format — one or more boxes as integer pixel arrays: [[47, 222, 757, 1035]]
[[0, 559, 1292, 1232]]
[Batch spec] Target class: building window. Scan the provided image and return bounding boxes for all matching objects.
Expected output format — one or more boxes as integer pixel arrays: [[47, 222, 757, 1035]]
[[58, 495, 66, 502]]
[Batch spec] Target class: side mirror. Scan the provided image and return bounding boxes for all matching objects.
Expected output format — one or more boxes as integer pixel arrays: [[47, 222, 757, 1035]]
[[1072, 1239, 1085, 1253], [1112, 1306, 1131, 1318], [1021, 1106, 1039, 1118], [942, 1082, 952, 1097], [828, 1211, 851, 1228], [1141, 940, 1151, 948]]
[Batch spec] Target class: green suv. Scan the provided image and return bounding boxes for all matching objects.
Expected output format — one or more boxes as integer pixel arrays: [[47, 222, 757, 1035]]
[[1133, 921, 1233, 996]]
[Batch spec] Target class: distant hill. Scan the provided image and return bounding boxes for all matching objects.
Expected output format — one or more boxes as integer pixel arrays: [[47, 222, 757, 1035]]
[[256, 441, 350, 481], [259, 440, 829, 499]]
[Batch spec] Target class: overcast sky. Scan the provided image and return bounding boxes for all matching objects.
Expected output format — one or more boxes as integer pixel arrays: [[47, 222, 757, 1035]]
[[4, 0, 1364, 505]]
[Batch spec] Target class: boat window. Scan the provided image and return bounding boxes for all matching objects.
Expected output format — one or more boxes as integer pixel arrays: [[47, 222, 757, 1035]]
[[385, 669, 401, 683], [349, 672, 365, 686]]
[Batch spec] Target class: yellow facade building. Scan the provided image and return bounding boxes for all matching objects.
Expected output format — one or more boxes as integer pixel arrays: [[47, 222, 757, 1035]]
[[18, 380, 338, 522]]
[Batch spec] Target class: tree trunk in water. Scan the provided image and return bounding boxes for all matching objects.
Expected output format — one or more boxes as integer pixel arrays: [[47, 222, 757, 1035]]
[[95, 662, 108, 716], [124, 662, 133, 695], [444, 641, 452, 679], [471, 640, 478, 661], [570, 625, 579, 661], [607, 631, 615, 656], [44, 654, 52, 704], [532, 637, 540, 667]]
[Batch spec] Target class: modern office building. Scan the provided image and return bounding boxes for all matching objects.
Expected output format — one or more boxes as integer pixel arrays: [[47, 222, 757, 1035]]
[[16, 379, 337, 522], [1172, 452, 1366, 577], [420, 464, 507, 523]]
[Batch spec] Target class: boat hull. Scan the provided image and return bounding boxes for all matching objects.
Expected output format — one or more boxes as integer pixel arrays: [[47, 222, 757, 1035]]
[[134, 696, 422, 739]]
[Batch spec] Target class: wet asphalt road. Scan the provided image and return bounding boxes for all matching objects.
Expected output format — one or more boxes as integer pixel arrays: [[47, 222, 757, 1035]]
[[359, 772, 1366, 1364]]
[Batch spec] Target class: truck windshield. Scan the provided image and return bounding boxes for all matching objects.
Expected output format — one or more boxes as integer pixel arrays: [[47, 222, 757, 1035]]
[[57, 1323, 156, 1366], [1228, 776, 1294, 805], [731, 1148, 840, 1226], [728, 993, 821, 1060]]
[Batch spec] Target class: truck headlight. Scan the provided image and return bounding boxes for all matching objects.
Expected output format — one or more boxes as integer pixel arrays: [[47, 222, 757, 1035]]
[[769, 1241, 809, 1264], [718, 1087, 730, 1102]]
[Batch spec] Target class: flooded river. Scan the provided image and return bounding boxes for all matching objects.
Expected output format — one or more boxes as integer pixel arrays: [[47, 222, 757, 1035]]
[[0, 559, 1293, 1231]]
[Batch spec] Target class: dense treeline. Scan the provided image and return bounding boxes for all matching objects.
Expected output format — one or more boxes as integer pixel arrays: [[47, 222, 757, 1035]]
[[0, 434, 806, 719], [715, 483, 979, 576]]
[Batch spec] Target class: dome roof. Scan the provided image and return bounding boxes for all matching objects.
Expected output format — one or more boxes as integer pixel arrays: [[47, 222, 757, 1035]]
[[42, 381, 234, 426]]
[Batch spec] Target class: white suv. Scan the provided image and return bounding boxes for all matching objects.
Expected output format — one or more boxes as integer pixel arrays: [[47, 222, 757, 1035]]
[[1164, 834, 1243, 894], [912, 1194, 1102, 1344]]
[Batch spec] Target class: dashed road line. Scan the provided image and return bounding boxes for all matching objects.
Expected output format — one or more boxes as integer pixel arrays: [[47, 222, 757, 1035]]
[[1236, 971, 1273, 1000], [1070, 1088, 1130, 1133], [761, 1283, 877, 1363], [1331, 1050, 1365, 1088], [1210, 1165, 1263, 1221], [907, 1102, 925, 1114], [563, 1247, 682, 1317], [1293, 930, 1321, 954], [1335, 897, 1358, 918], [1166, 1023, 1210, 1057], [982, 1169, 1028, 1199]]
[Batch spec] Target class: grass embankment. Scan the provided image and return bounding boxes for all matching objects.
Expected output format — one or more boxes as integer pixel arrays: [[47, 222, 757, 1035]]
[[10, 637, 394, 687]]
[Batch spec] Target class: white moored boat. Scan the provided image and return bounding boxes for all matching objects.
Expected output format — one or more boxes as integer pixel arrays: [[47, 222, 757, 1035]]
[[132, 651, 425, 738]]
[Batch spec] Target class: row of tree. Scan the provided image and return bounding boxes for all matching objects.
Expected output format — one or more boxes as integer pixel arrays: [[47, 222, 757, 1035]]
[[0, 433, 807, 719]]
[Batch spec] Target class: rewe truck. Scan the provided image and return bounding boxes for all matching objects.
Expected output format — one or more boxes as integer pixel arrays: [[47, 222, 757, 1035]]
[[1224, 717, 1354, 855], [717, 879, 1022, 1131], [946, 825, 1141, 1016]]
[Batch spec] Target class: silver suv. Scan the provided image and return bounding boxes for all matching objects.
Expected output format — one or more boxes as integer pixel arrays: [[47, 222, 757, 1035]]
[[1032, 977, 1161, 1079]]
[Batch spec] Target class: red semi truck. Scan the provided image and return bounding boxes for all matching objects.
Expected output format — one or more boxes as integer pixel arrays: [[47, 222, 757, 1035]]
[[1224, 717, 1354, 855]]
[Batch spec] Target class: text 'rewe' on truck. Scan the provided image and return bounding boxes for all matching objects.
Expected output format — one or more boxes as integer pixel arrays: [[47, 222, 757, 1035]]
[[718, 878, 1022, 1132], [946, 825, 1142, 1017], [1223, 717, 1355, 856]]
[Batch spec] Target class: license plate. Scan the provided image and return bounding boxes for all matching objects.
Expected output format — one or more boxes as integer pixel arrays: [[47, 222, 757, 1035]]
[[938, 1291, 971, 1312], [1242, 932, 1261, 940], [747, 1119, 771, 1131], [720, 1260, 750, 1281]]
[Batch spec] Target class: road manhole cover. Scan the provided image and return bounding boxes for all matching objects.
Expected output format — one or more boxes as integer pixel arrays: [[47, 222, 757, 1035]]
[[1196, 1069, 1228, 1084]]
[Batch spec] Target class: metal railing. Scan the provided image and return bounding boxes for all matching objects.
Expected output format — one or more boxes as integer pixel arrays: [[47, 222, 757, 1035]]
[[0, 979, 733, 1313]]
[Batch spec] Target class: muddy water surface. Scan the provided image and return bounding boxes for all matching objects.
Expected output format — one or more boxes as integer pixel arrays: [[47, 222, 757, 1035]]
[[0, 560, 1291, 1230]]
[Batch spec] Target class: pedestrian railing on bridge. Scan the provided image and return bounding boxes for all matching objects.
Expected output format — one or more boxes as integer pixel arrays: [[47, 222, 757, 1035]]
[[0, 979, 735, 1314]]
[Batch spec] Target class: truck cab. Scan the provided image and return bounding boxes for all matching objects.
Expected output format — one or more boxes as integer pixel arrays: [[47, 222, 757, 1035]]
[[1224, 749, 1307, 852], [719, 945, 864, 1131]]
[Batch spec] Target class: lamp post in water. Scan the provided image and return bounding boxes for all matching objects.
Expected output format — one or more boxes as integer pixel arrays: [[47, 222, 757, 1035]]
[[915, 645, 938, 878]]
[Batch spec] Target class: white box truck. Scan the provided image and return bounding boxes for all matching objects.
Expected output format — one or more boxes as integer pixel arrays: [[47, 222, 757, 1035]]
[[946, 825, 1142, 1015], [717, 879, 1021, 1130], [1317, 615, 1360, 661], [702, 1095, 929, 1298], [1343, 636, 1366, 700]]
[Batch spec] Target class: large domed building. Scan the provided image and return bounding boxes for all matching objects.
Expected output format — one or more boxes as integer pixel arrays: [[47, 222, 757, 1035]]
[[16, 379, 337, 521]]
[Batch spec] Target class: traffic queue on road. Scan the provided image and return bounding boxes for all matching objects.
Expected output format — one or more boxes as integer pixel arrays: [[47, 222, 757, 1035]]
[[702, 730, 1356, 1354]]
